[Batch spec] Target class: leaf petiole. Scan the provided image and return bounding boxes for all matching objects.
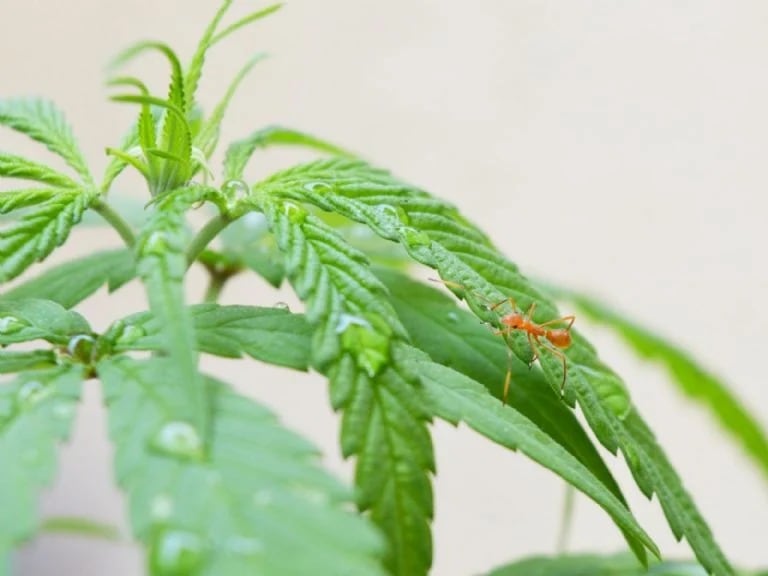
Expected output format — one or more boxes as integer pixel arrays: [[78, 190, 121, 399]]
[[186, 213, 232, 267], [92, 198, 136, 247]]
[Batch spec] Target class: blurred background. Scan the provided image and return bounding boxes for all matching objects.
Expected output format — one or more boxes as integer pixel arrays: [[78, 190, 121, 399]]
[[1, 1, 767, 574]]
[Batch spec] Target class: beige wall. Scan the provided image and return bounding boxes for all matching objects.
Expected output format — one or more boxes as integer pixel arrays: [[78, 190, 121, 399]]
[[2, 1, 767, 574]]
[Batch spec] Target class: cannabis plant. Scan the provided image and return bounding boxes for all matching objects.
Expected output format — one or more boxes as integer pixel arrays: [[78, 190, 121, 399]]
[[0, 3, 765, 576]]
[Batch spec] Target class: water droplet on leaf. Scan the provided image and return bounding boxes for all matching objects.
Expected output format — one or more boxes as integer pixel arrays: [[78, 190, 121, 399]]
[[16, 381, 51, 408], [150, 421, 204, 461], [67, 333, 95, 358], [222, 179, 250, 212], [0, 316, 26, 335], [240, 212, 266, 230], [334, 313, 371, 334], [372, 204, 402, 231], [338, 316, 390, 378], [150, 529, 206, 576], [303, 181, 332, 193], [446, 311, 459, 323], [142, 231, 168, 256], [117, 324, 145, 345], [398, 226, 431, 247], [273, 302, 290, 311], [222, 179, 249, 200], [281, 201, 307, 224]]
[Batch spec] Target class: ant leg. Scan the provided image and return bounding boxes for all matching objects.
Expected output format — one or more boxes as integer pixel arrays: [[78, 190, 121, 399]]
[[527, 332, 540, 367], [502, 347, 513, 404], [531, 336, 569, 395], [490, 296, 517, 313], [543, 343, 569, 394], [538, 314, 576, 330]]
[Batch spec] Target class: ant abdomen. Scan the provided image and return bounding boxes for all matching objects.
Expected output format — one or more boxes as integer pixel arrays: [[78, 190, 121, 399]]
[[546, 329, 572, 349]]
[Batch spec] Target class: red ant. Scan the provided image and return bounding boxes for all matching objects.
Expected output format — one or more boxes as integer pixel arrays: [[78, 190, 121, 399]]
[[432, 279, 575, 403]]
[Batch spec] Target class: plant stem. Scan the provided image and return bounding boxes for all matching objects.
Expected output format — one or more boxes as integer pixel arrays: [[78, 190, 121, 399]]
[[92, 199, 136, 247], [556, 483, 576, 553], [187, 213, 231, 267], [204, 274, 227, 303]]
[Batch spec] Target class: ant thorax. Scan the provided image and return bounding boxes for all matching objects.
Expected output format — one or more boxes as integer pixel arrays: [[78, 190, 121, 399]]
[[500, 313, 526, 330]]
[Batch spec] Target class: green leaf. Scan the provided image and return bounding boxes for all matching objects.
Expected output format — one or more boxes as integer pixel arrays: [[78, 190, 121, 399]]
[[97, 356, 385, 576], [1, 249, 135, 308], [106, 77, 160, 185], [0, 299, 90, 346], [184, 0, 235, 113], [330, 357, 434, 576], [104, 146, 150, 180], [429, 248, 734, 576], [224, 127, 353, 181], [485, 553, 702, 576], [260, 198, 433, 575], [254, 157, 734, 575], [396, 343, 658, 559], [109, 43, 192, 195], [102, 107, 163, 193], [208, 4, 283, 47], [0, 153, 78, 188], [108, 77, 157, 154], [134, 186, 210, 436], [375, 268, 650, 559], [0, 99, 92, 185], [0, 188, 57, 215], [0, 188, 95, 282], [111, 304, 311, 371], [0, 351, 57, 373], [0, 365, 84, 553], [40, 516, 121, 541], [546, 286, 768, 484]]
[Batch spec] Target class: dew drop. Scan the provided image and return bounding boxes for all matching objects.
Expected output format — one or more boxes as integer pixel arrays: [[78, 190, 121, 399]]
[[334, 313, 371, 334], [373, 204, 401, 223], [117, 324, 145, 345], [303, 181, 332, 193], [398, 226, 431, 247], [446, 311, 459, 324], [281, 201, 307, 224], [240, 212, 266, 230], [338, 317, 391, 378], [273, 302, 290, 312], [150, 421, 204, 461], [142, 231, 168, 256], [151, 493, 174, 520], [150, 529, 206, 576], [16, 381, 51, 408], [0, 316, 26, 335], [67, 333, 95, 357], [368, 204, 412, 237], [222, 179, 249, 200]]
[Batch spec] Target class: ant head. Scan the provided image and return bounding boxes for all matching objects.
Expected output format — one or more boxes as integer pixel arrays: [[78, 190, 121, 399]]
[[501, 313, 525, 329]]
